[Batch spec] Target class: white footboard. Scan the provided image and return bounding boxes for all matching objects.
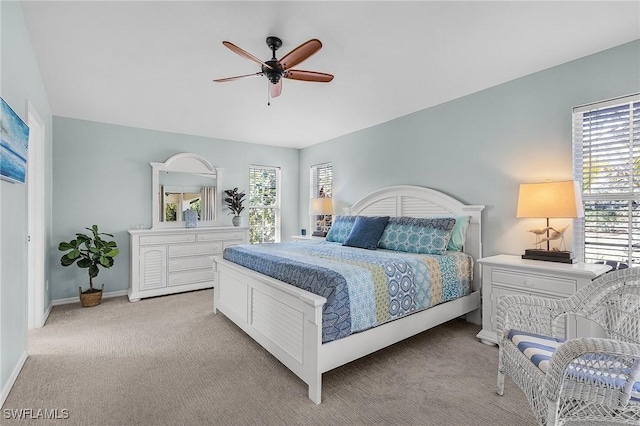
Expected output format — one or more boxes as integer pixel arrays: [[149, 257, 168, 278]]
[[213, 256, 327, 404]]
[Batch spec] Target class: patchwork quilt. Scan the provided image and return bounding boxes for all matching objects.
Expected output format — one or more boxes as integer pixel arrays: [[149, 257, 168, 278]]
[[223, 241, 473, 343]]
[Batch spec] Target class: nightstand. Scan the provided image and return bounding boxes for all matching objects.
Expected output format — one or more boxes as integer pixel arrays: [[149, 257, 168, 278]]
[[291, 235, 326, 242], [476, 254, 611, 345]]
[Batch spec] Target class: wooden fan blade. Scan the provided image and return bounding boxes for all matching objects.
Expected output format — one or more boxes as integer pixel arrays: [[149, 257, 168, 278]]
[[269, 80, 282, 98], [284, 70, 334, 83], [222, 41, 273, 70], [279, 39, 322, 70], [213, 72, 263, 83]]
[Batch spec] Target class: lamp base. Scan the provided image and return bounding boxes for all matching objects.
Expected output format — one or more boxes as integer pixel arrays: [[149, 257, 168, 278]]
[[522, 249, 576, 264]]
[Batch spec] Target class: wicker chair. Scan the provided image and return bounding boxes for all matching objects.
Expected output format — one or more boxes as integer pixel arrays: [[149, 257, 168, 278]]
[[496, 267, 640, 425]]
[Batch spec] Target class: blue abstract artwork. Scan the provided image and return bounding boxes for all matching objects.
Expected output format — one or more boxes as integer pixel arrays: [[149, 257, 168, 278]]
[[1, 98, 29, 184]]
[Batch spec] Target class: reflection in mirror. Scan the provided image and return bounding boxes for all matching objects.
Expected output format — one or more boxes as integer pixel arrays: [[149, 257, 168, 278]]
[[161, 188, 203, 222], [158, 172, 217, 223], [151, 153, 221, 229]]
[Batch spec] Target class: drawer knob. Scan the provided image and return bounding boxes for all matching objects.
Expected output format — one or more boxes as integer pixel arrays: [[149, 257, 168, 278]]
[[524, 279, 533, 287]]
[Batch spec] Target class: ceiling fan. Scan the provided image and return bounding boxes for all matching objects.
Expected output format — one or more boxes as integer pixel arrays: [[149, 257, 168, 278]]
[[213, 36, 334, 103]]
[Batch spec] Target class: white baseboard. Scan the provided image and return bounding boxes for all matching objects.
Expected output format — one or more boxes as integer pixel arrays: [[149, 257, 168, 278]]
[[52, 290, 128, 306], [1, 351, 28, 407], [43, 302, 52, 325]]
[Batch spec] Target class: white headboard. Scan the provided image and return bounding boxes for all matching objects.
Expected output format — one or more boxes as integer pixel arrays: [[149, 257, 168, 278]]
[[348, 185, 485, 292]]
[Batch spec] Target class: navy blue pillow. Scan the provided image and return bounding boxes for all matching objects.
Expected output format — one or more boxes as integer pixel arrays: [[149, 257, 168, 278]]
[[343, 216, 390, 250]]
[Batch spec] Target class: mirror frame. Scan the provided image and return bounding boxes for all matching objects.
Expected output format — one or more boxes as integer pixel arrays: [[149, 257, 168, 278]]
[[151, 153, 222, 229]]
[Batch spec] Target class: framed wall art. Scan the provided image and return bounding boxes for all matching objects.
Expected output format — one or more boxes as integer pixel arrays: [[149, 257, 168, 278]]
[[1, 97, 29, 184]]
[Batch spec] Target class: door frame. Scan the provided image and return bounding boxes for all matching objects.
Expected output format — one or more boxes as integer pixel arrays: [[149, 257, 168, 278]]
[[27, 100, 46, 329]]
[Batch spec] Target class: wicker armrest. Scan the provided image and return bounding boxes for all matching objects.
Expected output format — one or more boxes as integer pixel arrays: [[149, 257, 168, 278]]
[[496, 294, 569, 342], [544, 337, 640, 406]]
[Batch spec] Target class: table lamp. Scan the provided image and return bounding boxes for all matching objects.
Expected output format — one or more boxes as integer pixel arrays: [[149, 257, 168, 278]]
[[309, 197, 333, 237], [516, 180, 584, 263]]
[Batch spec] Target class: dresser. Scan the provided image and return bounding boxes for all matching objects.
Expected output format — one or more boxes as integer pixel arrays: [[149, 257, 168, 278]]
[[476, 255, 611, 345], [128, 227, 248, 301]]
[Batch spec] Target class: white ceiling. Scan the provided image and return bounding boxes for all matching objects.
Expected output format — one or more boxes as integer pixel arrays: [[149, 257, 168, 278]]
[[21, 1, 640, 149]]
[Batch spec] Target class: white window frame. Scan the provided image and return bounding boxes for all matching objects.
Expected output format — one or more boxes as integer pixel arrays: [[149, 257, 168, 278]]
[[249, 165, 281, 244], [309, 162, 332, 234], [572, 93, 639, 266]]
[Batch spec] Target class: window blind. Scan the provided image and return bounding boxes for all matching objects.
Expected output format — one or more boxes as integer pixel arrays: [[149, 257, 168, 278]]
[[309, 162, 332, 198], [249, 165, 281, 244], [309, 162, 333, 233], [572, 94, 640, 266]]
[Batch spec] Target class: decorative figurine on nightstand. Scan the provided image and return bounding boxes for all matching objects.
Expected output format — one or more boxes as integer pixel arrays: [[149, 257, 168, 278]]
[[528, 227, 552, 247], [538, 225, 569, 251]]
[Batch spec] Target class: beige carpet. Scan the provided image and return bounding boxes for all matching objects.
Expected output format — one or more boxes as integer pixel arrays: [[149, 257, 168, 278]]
[[3, 289, 536, 425]]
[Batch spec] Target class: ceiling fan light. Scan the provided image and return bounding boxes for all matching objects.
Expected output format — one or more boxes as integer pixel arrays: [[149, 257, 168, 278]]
[[269, 80, 282, 98]]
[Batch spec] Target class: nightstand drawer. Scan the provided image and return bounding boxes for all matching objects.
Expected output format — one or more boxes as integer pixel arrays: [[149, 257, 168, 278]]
[[492, 269, 576, 296]]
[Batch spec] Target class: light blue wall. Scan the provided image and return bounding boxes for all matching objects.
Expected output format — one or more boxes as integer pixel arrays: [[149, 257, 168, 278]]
[[1, 0, 53, 398], [300, 40, 640, 258], [52, 118, 299, 300]]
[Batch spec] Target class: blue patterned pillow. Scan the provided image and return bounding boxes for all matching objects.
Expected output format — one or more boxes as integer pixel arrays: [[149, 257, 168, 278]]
[[378, 217, 456, 255], [325, 215, 357, 243], [343, 216, 389, 250]]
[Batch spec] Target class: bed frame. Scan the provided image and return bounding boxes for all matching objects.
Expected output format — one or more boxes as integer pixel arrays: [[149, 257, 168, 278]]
[[213, 185, 484, 403]]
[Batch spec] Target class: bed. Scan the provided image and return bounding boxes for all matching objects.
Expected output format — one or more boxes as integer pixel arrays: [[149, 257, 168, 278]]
[[213, 185, 484, 403]]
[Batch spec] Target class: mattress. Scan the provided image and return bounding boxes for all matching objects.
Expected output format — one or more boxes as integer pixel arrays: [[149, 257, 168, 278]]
[[223, 241, 473, 343]]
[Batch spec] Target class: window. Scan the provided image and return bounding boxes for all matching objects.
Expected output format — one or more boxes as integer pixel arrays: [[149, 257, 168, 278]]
[[309, 162, 332, 233], [249, 165, 281, 244], [572, 94, 639, 266]]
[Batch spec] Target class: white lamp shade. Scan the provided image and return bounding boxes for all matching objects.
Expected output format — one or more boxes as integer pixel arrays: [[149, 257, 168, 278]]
[[309, 197, 333, 215], [516, 181, 584, 218]]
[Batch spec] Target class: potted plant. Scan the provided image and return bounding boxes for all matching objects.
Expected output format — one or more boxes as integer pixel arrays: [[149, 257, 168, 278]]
[[224, 187, 246, 227], [58, 225, 120, 307]]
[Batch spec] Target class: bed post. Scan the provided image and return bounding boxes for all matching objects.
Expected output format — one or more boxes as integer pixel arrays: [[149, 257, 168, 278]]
[[213, 267, 219, 314], [305, 302, 323, 404]]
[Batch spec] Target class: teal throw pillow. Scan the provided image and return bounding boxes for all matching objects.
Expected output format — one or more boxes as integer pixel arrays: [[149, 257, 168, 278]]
[[325, 216, 357, 243], [378, 217, 456, 255], [447, 216, 470, 252]]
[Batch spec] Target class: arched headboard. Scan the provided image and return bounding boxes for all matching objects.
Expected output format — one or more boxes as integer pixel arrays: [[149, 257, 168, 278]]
[[348, 185, 485, 291]]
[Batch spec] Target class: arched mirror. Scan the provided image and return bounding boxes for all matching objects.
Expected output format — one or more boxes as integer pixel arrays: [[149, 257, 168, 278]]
[[151, 153, 222, 229]]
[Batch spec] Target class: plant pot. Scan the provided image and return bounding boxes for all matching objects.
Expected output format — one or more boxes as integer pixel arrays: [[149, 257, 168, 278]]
[[232, 215, 242, 227], [79, 284, 104, 307]]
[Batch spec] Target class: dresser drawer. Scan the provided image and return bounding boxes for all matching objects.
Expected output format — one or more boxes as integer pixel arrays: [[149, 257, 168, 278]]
[[168, 269, 215, 287], [492, 268, 576, 296], [140, 233, 196, 245], [168, 256, 213, 272], [198, 231, 245, 242], [168, 242, 222, 257]]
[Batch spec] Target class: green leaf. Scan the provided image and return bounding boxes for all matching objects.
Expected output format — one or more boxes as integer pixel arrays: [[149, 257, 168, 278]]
[[58, 242, 73, 251], [76, 235, 90, 245], [60, 254, 76, 266], [67, 249, 81, 260], [88, 264, 99, 279], [77, 258, 92, 268], [105, 248, 119, 258]]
